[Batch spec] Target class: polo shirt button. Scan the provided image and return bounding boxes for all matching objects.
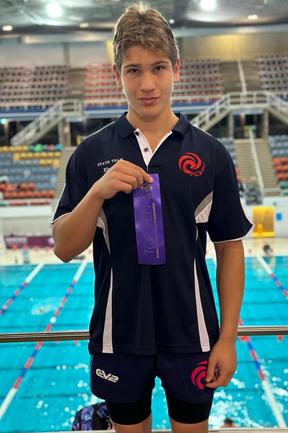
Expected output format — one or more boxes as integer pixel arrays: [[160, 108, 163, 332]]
[[135, 131, 139, 136], [144, 147, 149, 152]]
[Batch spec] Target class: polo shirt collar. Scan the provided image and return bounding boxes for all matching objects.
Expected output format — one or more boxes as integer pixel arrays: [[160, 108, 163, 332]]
[[172, 113, 191, 136], [115, 113, 135, 138], [115, 112, 191, 138]]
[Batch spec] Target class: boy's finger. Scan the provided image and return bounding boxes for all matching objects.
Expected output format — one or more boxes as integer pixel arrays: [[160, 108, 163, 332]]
[[205, 359, 216, 383]]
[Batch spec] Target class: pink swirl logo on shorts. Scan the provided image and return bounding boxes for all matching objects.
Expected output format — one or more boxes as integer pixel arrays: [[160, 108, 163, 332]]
[[178, 152, 205, 177], [190, 360, 208, 390]]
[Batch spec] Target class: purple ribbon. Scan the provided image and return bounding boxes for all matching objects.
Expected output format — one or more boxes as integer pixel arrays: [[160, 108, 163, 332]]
[[133, 173, 166, 265]]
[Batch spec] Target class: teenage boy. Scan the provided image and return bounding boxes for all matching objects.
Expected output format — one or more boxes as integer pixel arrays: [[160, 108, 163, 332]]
[[52, 5, 252, 433]]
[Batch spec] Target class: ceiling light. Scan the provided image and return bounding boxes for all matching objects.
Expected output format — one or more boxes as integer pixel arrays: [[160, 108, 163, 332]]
[[46, 2, 63, 18], [199, 0, 217, 12], [169, 19, 175, 24], [248, 14, 258, 20], [80, 22, 89, 28], [2, 25, 13, 31]]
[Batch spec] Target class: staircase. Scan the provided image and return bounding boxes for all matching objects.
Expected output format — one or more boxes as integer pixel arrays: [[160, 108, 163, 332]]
[[254, 139, 280, 196], [234, 139, 256, 185], [268, 93, 288, 126], [234, 138, 280, 196], [55, 147, 75, 198], [11, 99, 83, 147], [220, 60, 261, 93], [192, 94, 230, 131], [220, 61, 241, 93], [67, 68, 85, 99], [192, 91, 288, 133], [242, 61, 261, 91]]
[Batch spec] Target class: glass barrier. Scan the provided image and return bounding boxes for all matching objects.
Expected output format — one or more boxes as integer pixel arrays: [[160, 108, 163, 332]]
[[0, 336, 287, 432]]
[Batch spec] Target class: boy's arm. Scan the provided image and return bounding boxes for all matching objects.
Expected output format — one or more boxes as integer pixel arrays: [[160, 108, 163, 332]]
[[205, 240, 245, 388], [53, 160, 152, 262], [52, 187, 104, 262]]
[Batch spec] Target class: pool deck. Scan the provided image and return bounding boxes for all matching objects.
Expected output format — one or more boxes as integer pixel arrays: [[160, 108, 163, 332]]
[[0, 238, 287, 266]]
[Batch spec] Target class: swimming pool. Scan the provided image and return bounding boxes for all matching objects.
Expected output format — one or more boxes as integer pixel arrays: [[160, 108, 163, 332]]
[[0, 257, 287, 432]]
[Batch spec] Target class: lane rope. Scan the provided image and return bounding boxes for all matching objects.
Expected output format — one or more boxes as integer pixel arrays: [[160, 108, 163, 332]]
[[0, 260, 87, 420], [0, 264, 44, 316], [211, 256, 286, 427], [256, 255, 288, 301], [238, 318, 286, 427]]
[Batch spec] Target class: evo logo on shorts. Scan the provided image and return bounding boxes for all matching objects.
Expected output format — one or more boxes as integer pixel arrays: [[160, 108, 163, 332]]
[[96, 368, 119, 383], [190, 360, 208, 390]]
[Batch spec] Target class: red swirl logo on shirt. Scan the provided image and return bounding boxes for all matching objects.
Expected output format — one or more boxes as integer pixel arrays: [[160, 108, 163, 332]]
[[190, 361, 208, 390], [178, 152, 205, 177]]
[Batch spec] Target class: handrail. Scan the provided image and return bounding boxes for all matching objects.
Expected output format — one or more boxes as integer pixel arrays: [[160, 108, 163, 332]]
[[0, 91, 287, 112], [0, 326, 288, 343], [192, 94, 229, 129], [237, 58, 247, 94], [0, 91, 286, 107], [248, 127, 265, 195], [6, 90, 288, 149], [10, 98, 83, 147], [27, 429, 288, 433], [190, 90, 288, 137]]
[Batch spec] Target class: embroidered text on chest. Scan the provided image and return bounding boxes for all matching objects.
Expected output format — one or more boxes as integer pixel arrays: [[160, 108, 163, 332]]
[[97, 158, 123, 173]]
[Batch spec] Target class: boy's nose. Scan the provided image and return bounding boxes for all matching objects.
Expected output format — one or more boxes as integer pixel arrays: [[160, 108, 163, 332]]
[[140, 73, 156, 92]]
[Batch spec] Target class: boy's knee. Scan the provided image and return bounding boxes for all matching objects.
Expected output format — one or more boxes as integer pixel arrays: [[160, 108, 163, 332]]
[[113, 414, 152, 433]]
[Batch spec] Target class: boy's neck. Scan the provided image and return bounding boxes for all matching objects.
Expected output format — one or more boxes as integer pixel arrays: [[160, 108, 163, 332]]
[[126, 110, 179, 140]]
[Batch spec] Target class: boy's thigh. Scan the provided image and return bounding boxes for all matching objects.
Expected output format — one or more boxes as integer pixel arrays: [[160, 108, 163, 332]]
[[157, 352, 214, 424], [90, 353, 155, 425]]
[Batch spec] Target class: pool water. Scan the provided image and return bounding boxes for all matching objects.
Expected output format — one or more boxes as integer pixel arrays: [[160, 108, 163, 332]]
[[0, 257, 287, 432]]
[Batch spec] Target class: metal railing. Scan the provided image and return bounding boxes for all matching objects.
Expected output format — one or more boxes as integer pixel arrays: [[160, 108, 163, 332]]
[[35, 427, 288, 433], [237, 59, 247, 94], [7, 91, 288, 146], [10, 99, 83, 147], [192, 94, 229, 130], [248, 127, 265, 196], [1, 328, 287, 432], [1, 326, 288, 343], [192, 91, 288, 131]]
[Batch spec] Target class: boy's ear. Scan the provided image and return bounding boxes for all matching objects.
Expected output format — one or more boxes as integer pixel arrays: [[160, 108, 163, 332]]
[[113, 64, 122, 88], [174, 58, 180, 82]]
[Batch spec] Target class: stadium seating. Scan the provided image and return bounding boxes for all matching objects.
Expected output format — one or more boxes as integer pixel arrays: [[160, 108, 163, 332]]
[[0, 143, 62, 205], [0, 65, 68, 108], [0, 60, 224, 110], [84, 64, 125, 106], [2, 56, 288, 110], [83, 59, 224, 107], [268, 135, 288, 194], [174, 59, 224, 102], [257, 54, 288, 92]]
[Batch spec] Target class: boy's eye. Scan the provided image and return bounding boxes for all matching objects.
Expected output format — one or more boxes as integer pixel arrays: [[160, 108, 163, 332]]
[[155, 65, 166, 71], [127, 68, 139, 74]]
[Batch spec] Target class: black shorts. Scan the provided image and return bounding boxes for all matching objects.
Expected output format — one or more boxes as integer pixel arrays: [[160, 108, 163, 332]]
[[90, 352, 214, 425]]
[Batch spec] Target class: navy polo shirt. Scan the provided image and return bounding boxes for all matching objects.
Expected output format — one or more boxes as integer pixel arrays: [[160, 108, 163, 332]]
[[53, 113, 252, 356]]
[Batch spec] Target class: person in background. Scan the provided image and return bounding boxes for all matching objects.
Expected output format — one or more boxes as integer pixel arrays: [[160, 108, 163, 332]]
[[221, 417, 237, 428], [53, 4, 252, 433], [263, 243, 273, 259]]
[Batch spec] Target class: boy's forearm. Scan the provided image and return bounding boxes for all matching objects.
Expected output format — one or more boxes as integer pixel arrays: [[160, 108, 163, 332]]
[[214, 240, 245, 342], [53, 188, 104, 262], [52, 160, 152, 262]]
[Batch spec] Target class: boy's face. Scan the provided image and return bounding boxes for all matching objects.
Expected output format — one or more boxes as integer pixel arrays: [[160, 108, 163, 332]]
[[114, 45, 179, 123]]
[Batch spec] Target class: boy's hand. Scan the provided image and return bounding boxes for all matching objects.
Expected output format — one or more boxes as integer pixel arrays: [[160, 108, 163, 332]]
[[93, 160, 153, 200], [205, 338, 237, 389]]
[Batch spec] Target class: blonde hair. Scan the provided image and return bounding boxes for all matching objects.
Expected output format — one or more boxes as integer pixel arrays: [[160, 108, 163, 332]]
[[113, 3, 179, 71]]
